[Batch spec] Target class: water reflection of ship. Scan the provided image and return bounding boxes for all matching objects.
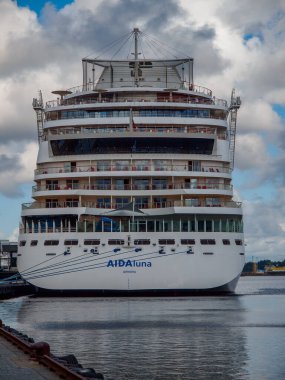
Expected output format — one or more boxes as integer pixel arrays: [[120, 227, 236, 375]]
[[16, 296, 249, 379]]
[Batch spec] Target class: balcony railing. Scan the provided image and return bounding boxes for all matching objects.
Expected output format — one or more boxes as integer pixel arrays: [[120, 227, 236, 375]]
[[65, 82, 214, 96], [20, 213, 243, 235], [35, 164, 231, 176], [45, 126, 227, 140], [32, 183, 233, 192], [45, 91, 227, 109], [22, 200, 241, 211], [44, 109, 226, 122]]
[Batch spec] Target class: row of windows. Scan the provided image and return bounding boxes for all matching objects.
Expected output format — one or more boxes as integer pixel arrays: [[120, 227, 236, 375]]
[[59, 109, 211, 120], [50, 137, 214, 156], [21, 239, 243, 247], [42, 251, 244, 256]]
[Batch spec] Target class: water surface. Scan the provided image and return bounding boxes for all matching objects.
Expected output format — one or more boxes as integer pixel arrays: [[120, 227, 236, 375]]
[[1, 276, 285, 379]]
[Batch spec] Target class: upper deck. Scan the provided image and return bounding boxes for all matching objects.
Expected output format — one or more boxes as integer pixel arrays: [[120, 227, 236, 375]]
[[45, 29, 227, 111], [82, 56, 194, 91]]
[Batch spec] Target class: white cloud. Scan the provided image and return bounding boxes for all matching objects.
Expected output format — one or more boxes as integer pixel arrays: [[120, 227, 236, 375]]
[[0, 0, 285, 259], [243, 199, 285, 259], [0, 141, 37, 196], [238, 99, 282, 134], [235, 133, 270, 171], [8, 228, 19, 242]]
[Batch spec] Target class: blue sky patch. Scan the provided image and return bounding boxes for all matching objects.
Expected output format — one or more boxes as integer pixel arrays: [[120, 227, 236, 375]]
[[17, 0, 74, 15], [243, 32, 264, 44], [273, 104, 285, 122]]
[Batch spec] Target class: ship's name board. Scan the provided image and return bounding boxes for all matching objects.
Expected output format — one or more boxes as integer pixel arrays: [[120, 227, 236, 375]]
[[107, 259, 152, 268]]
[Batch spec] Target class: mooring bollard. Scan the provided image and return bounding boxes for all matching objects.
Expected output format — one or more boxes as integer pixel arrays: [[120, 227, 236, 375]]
[[30, 341, 51, 356]]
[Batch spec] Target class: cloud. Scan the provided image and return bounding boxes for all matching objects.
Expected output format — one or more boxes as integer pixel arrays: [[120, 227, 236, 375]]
[[8, 227, 19, 242], [243, 197, 285, 258], [235, 134, 270, 171], [0, 0, 284, 258], [0, 142, 37, 197], [0, 154, 21, 173], [238, 99, 283, 134]]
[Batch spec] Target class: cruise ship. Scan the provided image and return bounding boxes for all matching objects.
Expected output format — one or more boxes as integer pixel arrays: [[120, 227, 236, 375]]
[[17, 29, 245, 295]]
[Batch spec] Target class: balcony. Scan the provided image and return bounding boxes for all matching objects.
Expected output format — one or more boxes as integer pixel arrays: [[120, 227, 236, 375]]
[[35, 163, 231, 176], [45, 86, 227, 109], [45, 125, 227, 140], [22, 200, 241, 211], [44, 108, 227, 123], [32, 183, 233, 193]]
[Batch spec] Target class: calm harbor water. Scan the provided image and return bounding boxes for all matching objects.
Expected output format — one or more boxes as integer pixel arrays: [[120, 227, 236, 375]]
[[1, 276, 285, 380]]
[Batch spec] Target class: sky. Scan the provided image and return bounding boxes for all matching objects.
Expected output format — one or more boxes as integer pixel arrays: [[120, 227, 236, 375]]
[[0, 0, 285, 261]]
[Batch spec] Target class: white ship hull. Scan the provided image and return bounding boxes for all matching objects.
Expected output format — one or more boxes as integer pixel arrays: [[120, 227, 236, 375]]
[[18, 232, 244, 294], [18, 29, 245, 295]]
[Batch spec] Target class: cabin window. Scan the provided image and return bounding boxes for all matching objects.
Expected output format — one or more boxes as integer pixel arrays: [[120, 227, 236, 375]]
[[134, 239, 151, 245], [84, 240, 100, 245], [46, 199, 58, 208], [200, 239, 216, 245], [97, 179, 111, 190], [198, 221, 204, 232], [46, 180, 59, 190], [134, 179, 149, 190], [97, 198, 111, 208], [64, 240, 78, 246], [158, 239, 175, 245], [19, 241, 26, 246], [108, 239, 124, 245], [115, 160, 129, 171], [97, 161, 111, 171], [66, 179, 79, 190], [66, 198, 79, 207], [115, 198, 129, 208], [223, 239, 230, 245], [205, 220, 212, 232], [30, 240, 38, 246], [44, 240, 59, 246], [181, 239, 195, 245], [235, 239, 243, 246]]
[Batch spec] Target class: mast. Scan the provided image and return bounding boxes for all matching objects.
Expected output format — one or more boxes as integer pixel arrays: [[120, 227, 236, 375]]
[[134, 27, 140, 86]]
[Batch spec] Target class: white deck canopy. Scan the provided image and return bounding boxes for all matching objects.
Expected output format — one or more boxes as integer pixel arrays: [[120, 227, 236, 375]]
[[82, 28, 193, 91], [82, 58, 194, 91]]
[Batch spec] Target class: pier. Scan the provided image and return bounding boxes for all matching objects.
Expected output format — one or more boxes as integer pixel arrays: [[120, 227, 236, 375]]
[[0, 334, 60, 380], [0, 320, 104, 379]]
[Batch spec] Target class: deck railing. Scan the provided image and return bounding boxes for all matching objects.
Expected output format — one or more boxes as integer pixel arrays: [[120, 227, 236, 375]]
[[22, 200, 241, 211], [44, 110, 227, 122], [64, 81, 213, 96], [32, 183, 233, 193], [20, 215, 243, 235], [46, 94, 227, 109], [35, 164, 231, 176], [45, 126, 227, 140]]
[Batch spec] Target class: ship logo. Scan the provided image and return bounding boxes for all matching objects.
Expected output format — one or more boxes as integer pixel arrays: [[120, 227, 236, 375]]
[[107, 259, 152, 268]]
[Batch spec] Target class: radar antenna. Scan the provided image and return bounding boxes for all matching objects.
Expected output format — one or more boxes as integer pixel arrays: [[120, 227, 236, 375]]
[[228, 89, 241, 170], [32, 90, 44, 144]]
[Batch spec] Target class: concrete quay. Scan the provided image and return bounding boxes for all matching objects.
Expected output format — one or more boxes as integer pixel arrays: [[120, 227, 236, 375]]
[[0, 320, 104, 379], [0, 335, 60, 380]]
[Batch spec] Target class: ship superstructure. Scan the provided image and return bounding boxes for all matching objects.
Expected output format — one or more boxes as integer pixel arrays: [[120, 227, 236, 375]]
[[18, 29, 244, 294]]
